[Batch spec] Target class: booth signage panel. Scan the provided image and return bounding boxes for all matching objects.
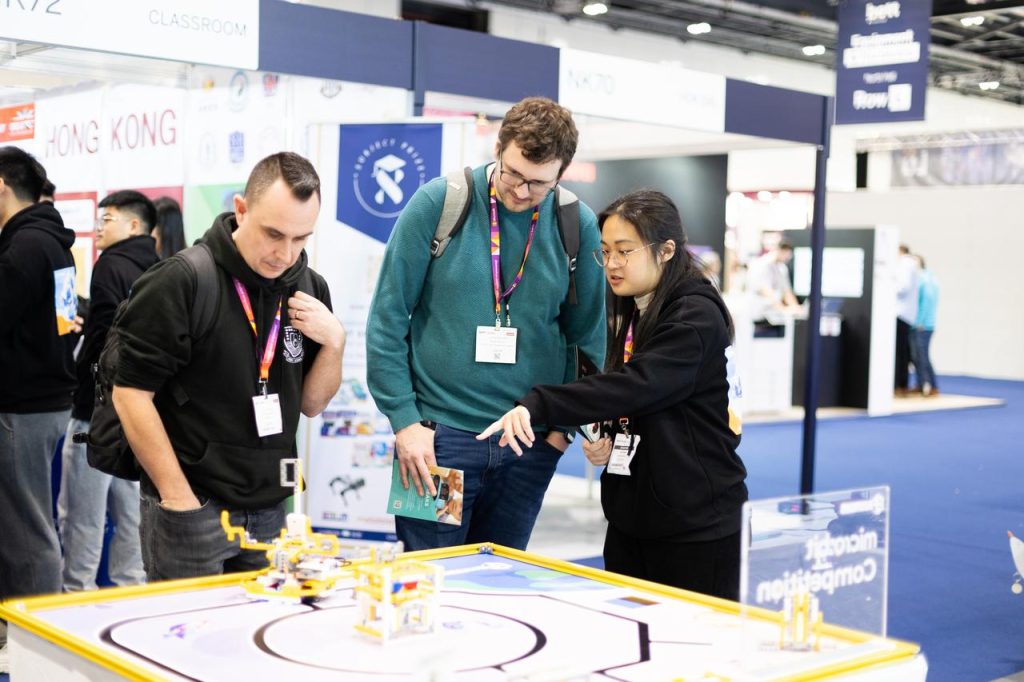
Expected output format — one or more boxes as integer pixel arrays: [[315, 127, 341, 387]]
[[740, 486, 890, 637], [835, 0, 930, 124], [559, 49, 725, 133], [336, 123, 443, 244], [0, 0, 259, 70]]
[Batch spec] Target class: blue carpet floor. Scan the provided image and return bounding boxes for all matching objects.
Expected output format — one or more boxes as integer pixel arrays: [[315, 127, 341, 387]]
[[557, 375, 1024, 682]]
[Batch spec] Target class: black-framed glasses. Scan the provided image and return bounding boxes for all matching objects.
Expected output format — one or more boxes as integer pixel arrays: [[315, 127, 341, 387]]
[[592, 243, 656, 268], [497, 159, 557, 196]]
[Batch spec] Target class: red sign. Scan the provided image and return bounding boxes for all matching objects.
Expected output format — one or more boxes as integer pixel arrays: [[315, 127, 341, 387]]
[[0, 103, 36, 142]]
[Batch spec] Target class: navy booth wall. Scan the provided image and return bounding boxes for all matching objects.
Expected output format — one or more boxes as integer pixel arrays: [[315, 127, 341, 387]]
[[784, 228, 877, 410], [560, 155, 728, 259]]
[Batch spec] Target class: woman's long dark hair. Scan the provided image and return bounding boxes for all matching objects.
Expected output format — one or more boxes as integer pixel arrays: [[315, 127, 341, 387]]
[[598, 189, 732, 371], [154, 196, 186, 259]]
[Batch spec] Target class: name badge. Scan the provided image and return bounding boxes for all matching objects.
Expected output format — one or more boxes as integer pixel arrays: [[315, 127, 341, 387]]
[[475, 326, 518, 364], [607, 433, 639, 476], [252, 393, 283, 437]]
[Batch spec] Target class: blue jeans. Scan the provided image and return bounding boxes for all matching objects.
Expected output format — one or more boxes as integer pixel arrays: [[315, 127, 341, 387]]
[[57, 418, 145, 591], [395, 423, 563, 552], [0, 410, 69, 601], [910, 328, 936, 389], [139, 488, 285, 581]]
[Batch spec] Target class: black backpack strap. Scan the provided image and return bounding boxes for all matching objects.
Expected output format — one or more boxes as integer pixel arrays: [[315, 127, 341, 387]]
[[177, 243, 220, 340], [554, 185, 581, 305], [430, 166, 474, 258]]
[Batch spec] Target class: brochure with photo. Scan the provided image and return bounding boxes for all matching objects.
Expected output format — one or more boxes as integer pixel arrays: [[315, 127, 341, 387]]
[[387, 459, 464, 526]]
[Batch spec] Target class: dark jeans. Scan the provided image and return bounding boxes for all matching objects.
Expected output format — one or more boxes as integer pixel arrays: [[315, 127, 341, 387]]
[[603, 524, 742, 601], [395, 423, 563, 552], [0, 410, 69, 602], [895, 318, 912, 389], [139, 488, 285, 582], [910, 328, 936, 389]]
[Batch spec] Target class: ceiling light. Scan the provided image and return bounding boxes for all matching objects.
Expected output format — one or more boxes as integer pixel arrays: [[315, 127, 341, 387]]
[[687, 22, 711, 35], [802, 44, 826, 57], [978, 81, 1000, 90], [582, 2, 608, 16], [960, 15, 985, 26]]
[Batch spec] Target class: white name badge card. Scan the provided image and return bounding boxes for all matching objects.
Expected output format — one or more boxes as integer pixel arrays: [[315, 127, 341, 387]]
[[475, 326, 518, 364], [607, 433, 639, 476], [252, 393, 283, 437]]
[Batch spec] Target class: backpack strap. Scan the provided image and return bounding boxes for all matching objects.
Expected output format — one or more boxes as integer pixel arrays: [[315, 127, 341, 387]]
[[177, 243, 220, 340], [430, 166, 474, 258], [554, 185, 581, 305]]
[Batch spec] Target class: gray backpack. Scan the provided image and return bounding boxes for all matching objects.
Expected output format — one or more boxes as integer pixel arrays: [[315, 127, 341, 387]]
[[429, 167, 583, 304]]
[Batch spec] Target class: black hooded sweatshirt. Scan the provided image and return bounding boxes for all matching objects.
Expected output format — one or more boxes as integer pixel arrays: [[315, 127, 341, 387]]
[[518, 276, 748, 543], [115, 212, 330, 509], [71, 234, 159, 421], [0, 202, 78, 413]]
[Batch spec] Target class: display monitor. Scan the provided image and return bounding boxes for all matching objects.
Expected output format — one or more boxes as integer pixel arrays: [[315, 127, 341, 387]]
[[793, 246, 865, 298]]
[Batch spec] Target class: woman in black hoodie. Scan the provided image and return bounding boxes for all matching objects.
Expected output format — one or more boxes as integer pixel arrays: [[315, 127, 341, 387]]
[[479, 189, 748, 600]]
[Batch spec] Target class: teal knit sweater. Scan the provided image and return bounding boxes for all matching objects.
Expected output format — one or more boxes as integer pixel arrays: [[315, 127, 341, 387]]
[[366, 164, 607, 434]]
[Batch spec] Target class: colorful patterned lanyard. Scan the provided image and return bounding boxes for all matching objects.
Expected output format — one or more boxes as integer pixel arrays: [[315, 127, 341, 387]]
[[488, 174, 539, 327], [623, 318, 636, 363], [232, 277, 282, 394], [620, 315, 637, 434]]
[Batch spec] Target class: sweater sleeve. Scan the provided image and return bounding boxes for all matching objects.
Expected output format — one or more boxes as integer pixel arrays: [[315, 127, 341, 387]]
[[113, 258, 196, 392], [364, 181, 444, 432], [519, 312, 707, 427]]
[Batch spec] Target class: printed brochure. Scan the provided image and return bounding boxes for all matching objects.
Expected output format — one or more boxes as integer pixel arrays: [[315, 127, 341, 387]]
[[387, 459, 464, 526]]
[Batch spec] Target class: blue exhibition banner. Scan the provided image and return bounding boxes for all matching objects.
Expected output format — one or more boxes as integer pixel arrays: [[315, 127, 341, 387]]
[[835, 0, 932, 125], [336, 123, 443, 243]]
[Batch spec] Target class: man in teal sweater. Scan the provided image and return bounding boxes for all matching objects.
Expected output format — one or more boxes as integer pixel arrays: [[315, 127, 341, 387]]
[[366, 97, 606, 551]]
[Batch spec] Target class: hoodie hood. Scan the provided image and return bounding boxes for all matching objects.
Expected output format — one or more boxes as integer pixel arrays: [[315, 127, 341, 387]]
[[668, 274, 733, 333], [200, 211, 307, 293], [102, 234, 160, 271], [1, 201, 74, 251]]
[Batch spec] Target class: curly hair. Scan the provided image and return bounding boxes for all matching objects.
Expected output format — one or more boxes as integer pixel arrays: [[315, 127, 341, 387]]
[[496, 97, 579, 174]]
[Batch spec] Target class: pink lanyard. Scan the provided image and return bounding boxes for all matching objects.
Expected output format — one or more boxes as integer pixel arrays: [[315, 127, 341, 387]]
[[620, 316, 637, 434], [623, 318, 635, 363], [488, 175, 539, 327], [232, 277, 282, 393]]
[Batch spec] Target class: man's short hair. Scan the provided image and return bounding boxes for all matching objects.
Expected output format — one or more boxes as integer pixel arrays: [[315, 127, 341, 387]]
[[0, 146, 47, 203], [244, 152, 321, 205], [41, 179, 56, 200], [496, 97, 579, 175], [777, 239, 794, 252], [98, 190, 158, 234]]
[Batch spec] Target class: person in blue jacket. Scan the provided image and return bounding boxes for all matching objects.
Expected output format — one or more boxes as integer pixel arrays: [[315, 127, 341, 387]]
[[480, 189, 747, 600], [911, 255, 940, 397]]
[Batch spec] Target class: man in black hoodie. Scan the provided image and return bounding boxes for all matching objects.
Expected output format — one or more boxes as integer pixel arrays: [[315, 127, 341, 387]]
[[112, 153, 345, 582], [58, 190, 159, 591], [0, 148, 77, 632]]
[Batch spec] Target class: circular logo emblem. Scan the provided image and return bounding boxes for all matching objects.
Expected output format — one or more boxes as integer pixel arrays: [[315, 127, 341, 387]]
[[228, 71, 249, 113], [351, 138, 429, 219], [320, 80, 342, 99]]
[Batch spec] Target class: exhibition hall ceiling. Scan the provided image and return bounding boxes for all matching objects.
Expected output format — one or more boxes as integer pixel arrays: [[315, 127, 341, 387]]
[[473, 0, 1024, 105]]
